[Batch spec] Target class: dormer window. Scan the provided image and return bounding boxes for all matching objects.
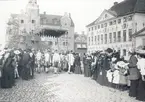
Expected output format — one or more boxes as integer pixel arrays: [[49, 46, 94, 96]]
[[105, 14, 108, 18], [123, 17, 127, 22], [118, 19, 121, 24], [109, 21, 113, 26], [32, 20, 35, 24], [128, 15, 132, 21], [21, 20, 24, 23]]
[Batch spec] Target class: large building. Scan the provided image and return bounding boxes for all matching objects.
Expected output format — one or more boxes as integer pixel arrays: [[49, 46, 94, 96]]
[[6, 0, 75, 52], [86, 0, 145, 57]]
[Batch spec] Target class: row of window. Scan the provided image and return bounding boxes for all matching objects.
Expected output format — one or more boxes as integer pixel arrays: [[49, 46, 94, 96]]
[[89, 15, 133, 31], [88, 29, 132, 45], [21, 20, 35, 24]]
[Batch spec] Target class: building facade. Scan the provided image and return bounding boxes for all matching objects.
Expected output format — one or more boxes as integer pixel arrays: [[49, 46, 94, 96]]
[[86, 0, 145, 57], [74, 32, 87, 59], [6, 0, 75, 52]]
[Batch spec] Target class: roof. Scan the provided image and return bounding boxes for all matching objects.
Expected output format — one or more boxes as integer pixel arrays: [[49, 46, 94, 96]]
[[132, 27, 145, 37], [10, 14, 75, 27], [40, 14, 75, 27], [87, 0, 145, 27]]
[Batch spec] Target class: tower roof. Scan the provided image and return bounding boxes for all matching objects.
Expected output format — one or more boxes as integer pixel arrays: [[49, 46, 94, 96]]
[[29, 0, 37, 4]]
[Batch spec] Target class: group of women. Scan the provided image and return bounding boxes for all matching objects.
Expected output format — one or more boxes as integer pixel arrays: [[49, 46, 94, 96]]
[[81, 48, 145, 101], [0, 48, 35, 88]]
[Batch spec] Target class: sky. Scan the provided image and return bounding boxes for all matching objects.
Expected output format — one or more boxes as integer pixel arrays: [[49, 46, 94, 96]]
[[0, 0, 124, 45]]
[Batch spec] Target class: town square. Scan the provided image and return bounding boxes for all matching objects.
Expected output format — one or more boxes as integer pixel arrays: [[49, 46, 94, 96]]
[[0, 0, 145, 102]]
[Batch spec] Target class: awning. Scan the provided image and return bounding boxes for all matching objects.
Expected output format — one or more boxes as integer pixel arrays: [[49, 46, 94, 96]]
[[37, 28, 68, 37]]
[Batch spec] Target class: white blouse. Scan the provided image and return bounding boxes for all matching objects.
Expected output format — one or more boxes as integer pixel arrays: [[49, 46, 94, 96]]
[[137, 58, 145, 75]]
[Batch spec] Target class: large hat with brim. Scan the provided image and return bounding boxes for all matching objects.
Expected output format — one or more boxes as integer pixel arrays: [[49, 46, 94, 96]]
[[128, 48, 135, 54], [14, 50, 21, 55]]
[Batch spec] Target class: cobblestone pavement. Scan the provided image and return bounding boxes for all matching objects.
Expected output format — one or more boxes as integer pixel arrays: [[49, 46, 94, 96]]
[[0, 72, 141, 102]]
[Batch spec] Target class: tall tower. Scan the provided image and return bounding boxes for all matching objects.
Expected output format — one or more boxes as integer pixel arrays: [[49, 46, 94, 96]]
[[25, 0, 40, 32], [26, 0, 39, 16]]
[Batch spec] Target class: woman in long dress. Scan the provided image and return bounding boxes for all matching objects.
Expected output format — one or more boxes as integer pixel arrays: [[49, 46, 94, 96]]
[[136, 53, 145, 101], [1, 51, 16, 88], [74, 53, 81, 74], [128, 49, 140, 97]]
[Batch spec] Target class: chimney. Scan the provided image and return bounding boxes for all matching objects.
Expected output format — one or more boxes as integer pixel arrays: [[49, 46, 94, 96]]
[[44, 12, 46, 15], [114, 2, 118, 5]]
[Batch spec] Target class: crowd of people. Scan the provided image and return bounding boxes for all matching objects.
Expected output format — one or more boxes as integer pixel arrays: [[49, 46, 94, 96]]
[[0, 48, 82, 89], [82, 48, 145, 101], [0, 47, 145, 101]]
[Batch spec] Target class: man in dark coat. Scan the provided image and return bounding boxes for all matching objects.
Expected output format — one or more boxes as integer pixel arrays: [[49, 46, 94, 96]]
[[21, 50, 31, 80]]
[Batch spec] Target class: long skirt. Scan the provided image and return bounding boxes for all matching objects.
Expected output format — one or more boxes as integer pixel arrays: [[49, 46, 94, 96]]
[[85, 64, 91, 77], [1, 69, 14, 88], [136, 78, 145, 101], [21, 67, 30, 80], [74, 65, 81, 74], [129, 80, 139, 97], [97, 69, 110, 86]]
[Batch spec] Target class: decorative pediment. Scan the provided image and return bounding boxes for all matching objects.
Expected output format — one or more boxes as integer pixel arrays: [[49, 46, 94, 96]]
[[95, 10, 116, 23]]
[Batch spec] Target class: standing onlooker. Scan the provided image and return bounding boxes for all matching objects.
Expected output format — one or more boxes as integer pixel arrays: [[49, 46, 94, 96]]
[[74, 53, 81, 74], [136, 52, 145, 101], [44, 50, 51, 73], [52, 50, 60, 74], [128, 49, 140, 98], [67, 51, 74, 74], [36, 50, 42, 73]]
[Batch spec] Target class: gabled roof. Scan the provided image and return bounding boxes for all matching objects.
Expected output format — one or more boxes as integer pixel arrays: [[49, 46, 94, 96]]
[[132, 27, 145, 37], [40, 14, 75, 27], [87, 0, 145, 27]]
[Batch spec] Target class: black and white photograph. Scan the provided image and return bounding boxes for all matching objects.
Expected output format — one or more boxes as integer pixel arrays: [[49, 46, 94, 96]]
[[0, 0, 145, 101]]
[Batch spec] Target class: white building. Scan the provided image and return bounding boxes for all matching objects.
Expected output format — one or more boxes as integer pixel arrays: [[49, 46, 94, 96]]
[[86, 0, 145, 57]]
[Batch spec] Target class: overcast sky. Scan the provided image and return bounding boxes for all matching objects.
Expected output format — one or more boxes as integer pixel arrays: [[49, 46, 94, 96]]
[[0, 0, 123, 45]]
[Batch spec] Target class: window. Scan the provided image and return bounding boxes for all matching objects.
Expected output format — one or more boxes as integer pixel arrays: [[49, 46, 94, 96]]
[[92, 27, 93, 31], [55, 42, 58, 45], [109, 33, 112, 43], [101, 24, 103, 28], [128, 15, 132, 21], [123, 30, 126, 42], [101, 35, 103, 44], [113, 32, 116, 43], [98, 35, 100, 44], [32, 20, 35, 23], [104, 23, 107, 27], [88, 37, 90, 45], [63, 42, 65, 46], [109, 21, 113, 26], [105, 14, 108, 18], [129, 29, 132, 41], [113, 20, 116, 25], [118, 31, 121, 42], [123, 17, 127, 22], [92, 36, 93, 45], [118, 19, 121, 24], [95, 36, 97, 44], [105, 34, 107, 44], [21, 20, 24, 23], [98, 25, 100, 29], [123, 49, 126, 56], [95, 26, 97, 30]]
